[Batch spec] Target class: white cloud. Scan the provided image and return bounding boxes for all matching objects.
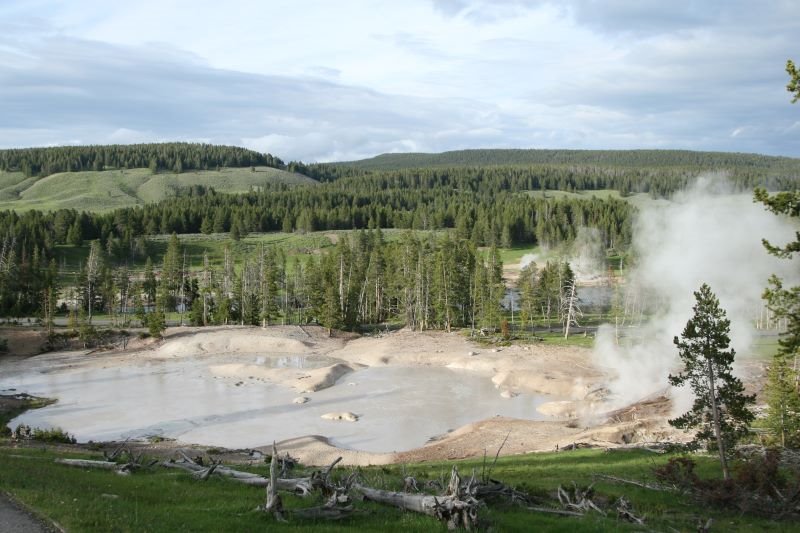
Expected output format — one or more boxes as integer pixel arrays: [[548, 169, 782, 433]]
[[0, 1, 798, 159]]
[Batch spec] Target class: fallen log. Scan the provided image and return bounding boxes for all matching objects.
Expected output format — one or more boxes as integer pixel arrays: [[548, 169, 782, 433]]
[[55, 458, 122, 470], [355, 483, 446, 515], [55, 457, 142, 476], [162, 458, 316, 495], [355, 466, 480, 530]]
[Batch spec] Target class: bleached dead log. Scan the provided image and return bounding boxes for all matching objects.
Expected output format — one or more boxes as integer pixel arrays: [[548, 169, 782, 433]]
[[161, 458, 314, 495], [103, 439, 130, 461], [355, 466, 479, 530], [264, 442, 285, 521], [55, 457, 142, 476], [198, 462, 219, 481], [404, 476, 419, 493], [55, 458, 124, 470], [557, 483, 605, 515], [355, 484, 453, 515]]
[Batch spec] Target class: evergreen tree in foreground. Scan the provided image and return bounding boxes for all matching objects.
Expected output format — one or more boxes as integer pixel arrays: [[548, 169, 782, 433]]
[[752, 65, 800, 447], [669, 284, 755, 480]]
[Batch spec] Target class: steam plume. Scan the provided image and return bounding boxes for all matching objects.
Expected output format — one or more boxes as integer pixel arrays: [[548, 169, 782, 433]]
[[592, 177, 797, 411]]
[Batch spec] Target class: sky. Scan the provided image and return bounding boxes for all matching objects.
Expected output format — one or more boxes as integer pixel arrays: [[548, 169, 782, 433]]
[[1, 0, 799, 162]]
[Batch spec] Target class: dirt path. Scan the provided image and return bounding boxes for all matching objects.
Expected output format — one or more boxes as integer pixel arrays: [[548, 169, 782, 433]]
[[0, 492, 56, 532]]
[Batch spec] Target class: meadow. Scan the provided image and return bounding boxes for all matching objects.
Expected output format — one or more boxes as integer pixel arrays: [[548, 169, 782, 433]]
[[0, 167, 315, 212], [0, 443, 792, 532]]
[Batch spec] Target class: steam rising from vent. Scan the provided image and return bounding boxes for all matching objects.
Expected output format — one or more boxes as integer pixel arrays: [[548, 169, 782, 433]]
[[592, 177, 797, 411], [571, 227, 606, 282], [518, 228, 605, 281]]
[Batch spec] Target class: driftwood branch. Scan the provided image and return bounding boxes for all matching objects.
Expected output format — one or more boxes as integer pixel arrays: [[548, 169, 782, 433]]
[[526, 505, 584, 517], [615, 496, 645, 525], [593, 474, 666, 492], [557, 483, 605, 515], [162, 455, 314, 495], [264, 442, 286, 521], [55, 456, 145, 475]]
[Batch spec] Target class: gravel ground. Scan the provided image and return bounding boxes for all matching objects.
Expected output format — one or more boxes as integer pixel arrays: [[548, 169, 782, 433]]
[[0, 493, 54, 533]]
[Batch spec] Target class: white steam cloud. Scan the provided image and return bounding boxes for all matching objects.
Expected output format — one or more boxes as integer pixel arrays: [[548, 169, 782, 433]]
[[592, 177, 797, 412], [518, 227, 605, 281], [571, 227, 607, 282]]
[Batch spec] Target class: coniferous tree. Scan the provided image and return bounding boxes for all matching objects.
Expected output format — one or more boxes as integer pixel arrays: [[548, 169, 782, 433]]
[[669, 284, 755, 479], [756, 189, 800, 448], [765, 355, 800, 447]]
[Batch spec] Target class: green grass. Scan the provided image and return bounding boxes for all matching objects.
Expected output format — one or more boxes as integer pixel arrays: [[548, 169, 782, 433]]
[[0, 445, 793, 532], [524, 189, 670, 210], [747, 335, 781, 360], [498, 245, 536, 265], [54, 228, 454, 281], [53, 231, 339, 282], [0, 167, 316, 212]]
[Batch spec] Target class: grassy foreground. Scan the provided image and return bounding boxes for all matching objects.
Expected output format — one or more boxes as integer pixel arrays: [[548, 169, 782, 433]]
[[0, 444, 793, 532]]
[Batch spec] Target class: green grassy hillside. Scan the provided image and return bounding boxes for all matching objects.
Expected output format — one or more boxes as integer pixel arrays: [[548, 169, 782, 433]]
[[0, 167, 316, 212]]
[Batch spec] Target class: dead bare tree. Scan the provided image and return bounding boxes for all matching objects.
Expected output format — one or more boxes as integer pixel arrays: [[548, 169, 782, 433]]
[[560, 277, 583, 339], [264, 442, 285, 521]]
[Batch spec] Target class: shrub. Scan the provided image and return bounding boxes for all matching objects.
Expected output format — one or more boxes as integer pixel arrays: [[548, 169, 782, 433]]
[[30, 426, 77, 444]]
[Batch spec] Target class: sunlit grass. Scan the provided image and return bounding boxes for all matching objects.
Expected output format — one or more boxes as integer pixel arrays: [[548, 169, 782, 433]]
[[0, 167, 314, 212]]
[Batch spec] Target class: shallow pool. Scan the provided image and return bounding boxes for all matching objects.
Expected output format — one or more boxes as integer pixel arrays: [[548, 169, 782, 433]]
[[1, 354, 552, 453]]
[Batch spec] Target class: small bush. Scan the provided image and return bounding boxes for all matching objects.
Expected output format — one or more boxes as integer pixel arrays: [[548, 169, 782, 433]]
[[12, 424, 76, 444], [653, 456, 699, 491], [30, 426, 77, 444], [654, 450, 800, 519]]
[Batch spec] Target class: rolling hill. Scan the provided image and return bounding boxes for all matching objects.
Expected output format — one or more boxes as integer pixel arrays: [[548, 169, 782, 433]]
[[0, 167, 316, 212]]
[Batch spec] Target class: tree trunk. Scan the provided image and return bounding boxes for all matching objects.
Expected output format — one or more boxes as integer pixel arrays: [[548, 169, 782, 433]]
[[706, 359, 730, 479]]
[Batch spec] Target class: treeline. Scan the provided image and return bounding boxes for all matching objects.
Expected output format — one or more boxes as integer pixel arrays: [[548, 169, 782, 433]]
[[339, 148, 800, 172], [306, 163, 798, 197], [0, 143, 284, 178], [0, 182, 632, 272], [13, 231, 512, 335]]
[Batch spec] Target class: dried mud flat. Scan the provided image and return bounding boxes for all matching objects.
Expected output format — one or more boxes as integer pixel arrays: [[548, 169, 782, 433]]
[[1, 325, 696, 466]]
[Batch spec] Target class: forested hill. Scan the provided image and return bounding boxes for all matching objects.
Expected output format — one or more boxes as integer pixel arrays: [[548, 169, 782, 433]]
[[337, 148, 800, 172], [0, 143, 285, 178]]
